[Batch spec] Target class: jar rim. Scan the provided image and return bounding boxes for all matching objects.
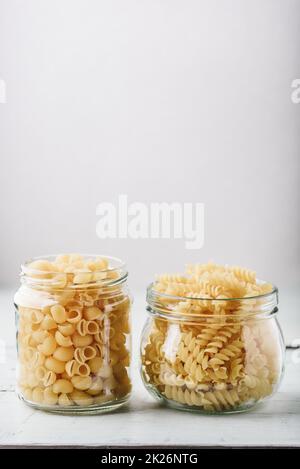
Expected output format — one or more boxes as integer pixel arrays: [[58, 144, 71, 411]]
[[20, 254, 128, 289], [147, 281, 278, 302], [146, 282, 278, 321]]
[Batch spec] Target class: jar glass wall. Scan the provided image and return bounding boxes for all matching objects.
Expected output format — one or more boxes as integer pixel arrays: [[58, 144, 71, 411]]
[[14, 254, 131, 414], [141, 284, 285, 413]]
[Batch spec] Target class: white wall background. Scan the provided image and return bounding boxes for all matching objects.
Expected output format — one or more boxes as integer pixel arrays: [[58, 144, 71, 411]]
[[0, 0, 299, 291]]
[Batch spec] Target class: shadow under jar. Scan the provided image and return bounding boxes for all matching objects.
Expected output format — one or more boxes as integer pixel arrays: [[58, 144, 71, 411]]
[[141, 284, 285, 413], [14, 254, 132, 414]]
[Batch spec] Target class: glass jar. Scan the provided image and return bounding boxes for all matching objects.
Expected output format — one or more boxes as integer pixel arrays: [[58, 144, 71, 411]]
[[14, 254, 131, 414], [141, 284, 285, 413]]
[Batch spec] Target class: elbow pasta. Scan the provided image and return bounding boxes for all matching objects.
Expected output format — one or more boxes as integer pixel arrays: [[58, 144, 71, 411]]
[[141, 262, 284, 413], [15, 254, 131, 412]]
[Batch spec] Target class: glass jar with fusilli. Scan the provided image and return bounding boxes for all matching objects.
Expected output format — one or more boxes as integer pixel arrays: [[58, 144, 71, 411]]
[[14, 254, 131, 414], [140, 263, 285, 413]]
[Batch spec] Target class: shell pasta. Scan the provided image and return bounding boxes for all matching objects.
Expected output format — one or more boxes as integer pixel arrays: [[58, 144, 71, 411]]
[[15, 254, 131, 412]]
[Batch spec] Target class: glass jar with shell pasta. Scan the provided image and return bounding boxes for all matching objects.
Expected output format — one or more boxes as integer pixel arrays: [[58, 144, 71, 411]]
[[141, 265, 285, 413], [14, 254, 131, 414]]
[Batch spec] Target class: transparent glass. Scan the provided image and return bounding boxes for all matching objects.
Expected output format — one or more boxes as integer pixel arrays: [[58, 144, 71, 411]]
[[14, 254, 132, 414], [140, 284, 285, 413]]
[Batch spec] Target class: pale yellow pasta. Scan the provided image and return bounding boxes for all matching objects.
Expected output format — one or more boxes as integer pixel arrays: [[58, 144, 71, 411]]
[[43, 386, 58, 405], [65, 308, 82, 324], [52, 379, 74, 394], [75, 363, 90, 377], [26, 373, 39, 388], [88, 357, 103, 373], [76, 319, 87, 336], [110, 332, 126, 351], [41, 315, 57, 331], [35, 366, 47, 382], [65, 359, 78, 377], [29, 259, 53, 272], [29, 309, 44, 324], [55, 254, 70, 263], [35, 351, 45, 367], [43, 370, 57, 387], [73, 272, 93, 284], [85, 320, 99, 335], [93, 343, 103, 357], [70, 390, 93, 406], [52, 273, 68, 288], [74, 348, 84, 364], [93, 332, 102, 344], [58, 393, 73, 406], [72, 332, 93, 347], [58, 323, 75, 336], [50, 304, 67, 324], [98, 364, 112, 379], [87, 377, 103, 395], [83, 306, 102, 321], [45, 357, 66, 374], [31, 330, 48, 344], [20, 334, 31, 347], [109, 350, 119, 366], [23, 387, 33, 401], [23, 347, 35, 362], [104, 375, 118, 391], [94, 257, 108, 270], [93, 394, 113, 405], [38, 336, 57, 356], [32, 387, 44, 403], [141, 262, 281, 413], [81, 346, 96, 361], [27, 336, 38, 348], [56, 290, 75, 306], [53, 346, 74, 362], [71, 375, 92, 391], [55, 330, 73, 347], [24, 322, 39, 334]]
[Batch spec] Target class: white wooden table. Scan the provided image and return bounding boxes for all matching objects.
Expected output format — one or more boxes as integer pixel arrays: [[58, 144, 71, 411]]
[[0, 288, 299, 448]]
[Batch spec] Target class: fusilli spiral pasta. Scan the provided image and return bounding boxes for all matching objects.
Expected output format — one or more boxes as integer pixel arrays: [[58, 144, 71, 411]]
[[141, 262, 283, 412]]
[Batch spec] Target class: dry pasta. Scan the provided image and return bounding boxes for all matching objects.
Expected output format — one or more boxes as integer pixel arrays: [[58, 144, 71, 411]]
[[15, 254, 131, 411], [141, 262, 284, 413]]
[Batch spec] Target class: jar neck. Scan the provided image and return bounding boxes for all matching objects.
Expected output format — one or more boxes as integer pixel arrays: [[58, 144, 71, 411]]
[[15, 275, 130, 310], [146, 283, 279, 323], [20, 272, 129, 292], [20, 254, 128, 292]]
